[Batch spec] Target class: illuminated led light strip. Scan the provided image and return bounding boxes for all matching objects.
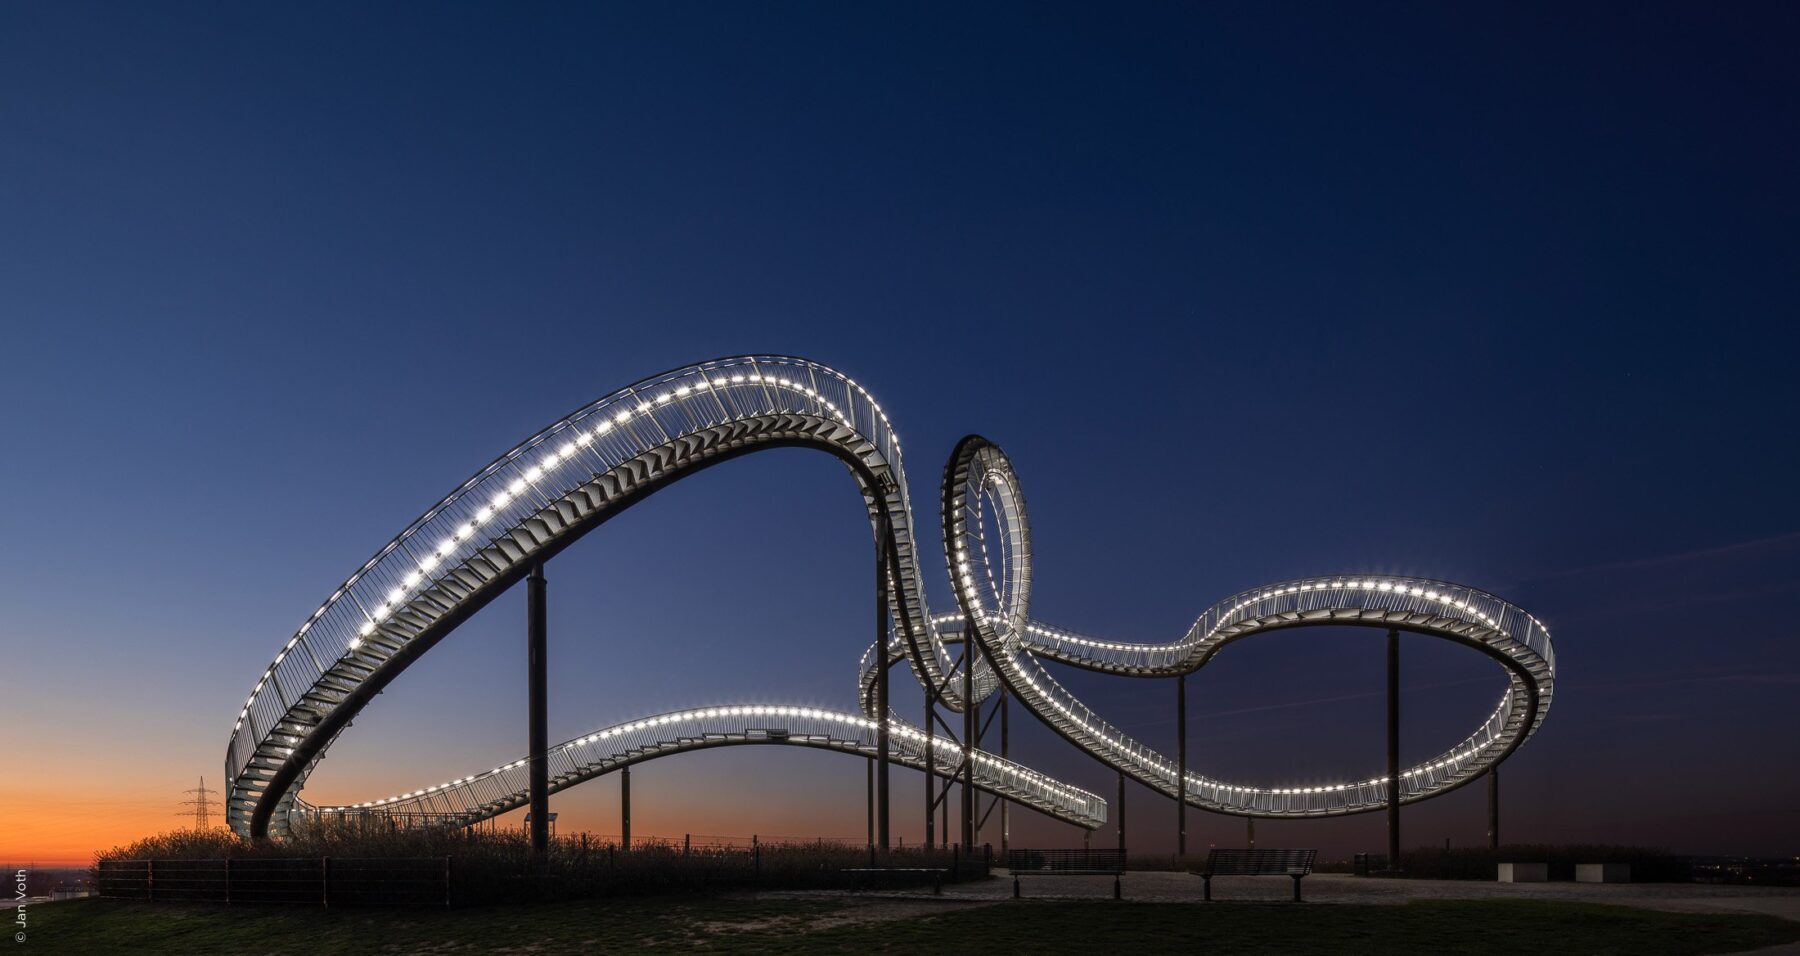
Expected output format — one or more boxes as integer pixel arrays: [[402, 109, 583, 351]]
[[229, 357, 1553, 840], [350, 374, 851, 646], [1028, 615, 1514, 798], [316, 705, 1103, 820], [986, 614, 1530, 800], [233, 359, 929, 736], [937, 436, 1553, 815]]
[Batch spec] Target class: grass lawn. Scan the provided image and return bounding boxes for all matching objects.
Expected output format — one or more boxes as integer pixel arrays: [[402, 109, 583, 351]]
[[24, 895, 1800, 954]]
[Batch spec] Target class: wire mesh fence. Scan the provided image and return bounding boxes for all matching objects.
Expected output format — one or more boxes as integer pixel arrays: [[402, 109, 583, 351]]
[[97, 858, 450, 906], [94, 833, 992, 906]]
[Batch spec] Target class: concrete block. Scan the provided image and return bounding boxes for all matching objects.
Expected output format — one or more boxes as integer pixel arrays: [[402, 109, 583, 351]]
[[1577, 863, 1631, 883], [1498, 862, 1548, 882]]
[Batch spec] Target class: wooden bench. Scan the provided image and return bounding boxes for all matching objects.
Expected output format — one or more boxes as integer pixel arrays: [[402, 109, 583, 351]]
[[1194, 848, 1318, 901], [1006, 849, 1127, 899]]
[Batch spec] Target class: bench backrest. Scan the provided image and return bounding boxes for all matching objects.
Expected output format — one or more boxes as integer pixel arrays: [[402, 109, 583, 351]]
[[1201, 848, 1317, 876], [1007, 848, 1127, 873]]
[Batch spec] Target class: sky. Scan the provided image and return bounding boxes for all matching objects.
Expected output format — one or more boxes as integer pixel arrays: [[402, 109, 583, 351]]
[[2, 2, 1798, 867]]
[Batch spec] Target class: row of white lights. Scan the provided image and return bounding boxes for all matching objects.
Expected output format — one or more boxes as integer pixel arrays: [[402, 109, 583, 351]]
[[329, 705, 1100, 814], [1009, 646, 1513, 800], [947, 481, 1239, 803], [871, 459, 1554, 813], [1204, 579, 1538, 644], [234, 361, 901, 742], [951, 552, 1530, 801], [930, 467, 1549, 810], [246, 363, 1554, 832], [970, 469, 1019, 622]]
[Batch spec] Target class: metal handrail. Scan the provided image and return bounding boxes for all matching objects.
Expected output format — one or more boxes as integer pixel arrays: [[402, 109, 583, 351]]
[[297, 705, 1105, 829], [226, 357, 1554, 838]]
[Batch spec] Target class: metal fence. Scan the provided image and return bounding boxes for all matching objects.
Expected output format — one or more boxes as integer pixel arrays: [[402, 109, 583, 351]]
[[96, 858, 450, 906], [1006, 848, 1127, 874]]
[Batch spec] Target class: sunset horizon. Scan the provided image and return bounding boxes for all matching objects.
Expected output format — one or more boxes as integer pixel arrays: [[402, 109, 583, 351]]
[[5, 4, 1797, 951]]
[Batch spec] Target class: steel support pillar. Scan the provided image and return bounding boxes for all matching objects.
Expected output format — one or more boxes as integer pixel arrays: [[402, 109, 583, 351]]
[[1176, 673, 1187, 858], [875, 516, 891, 854], [527, 563, 549, 858], [866, 756, 874, 851], [961, 624, 975, 851], [1117, 770, 1126, 854], [999, 685, 1010, 856], [1488, 768, 1500, 850], [971, 656, 983, 849], [925, 690, 936, 850], [1247, 817, 1255, 850], [620, 765, 631, 850], [941, 776, 949, 848], [1387, 627, 1401, 868]]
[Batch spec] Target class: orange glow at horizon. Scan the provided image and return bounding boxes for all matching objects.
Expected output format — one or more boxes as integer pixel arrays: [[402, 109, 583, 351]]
[[0, 749, 886, 866], [0, 790, 187, 868]]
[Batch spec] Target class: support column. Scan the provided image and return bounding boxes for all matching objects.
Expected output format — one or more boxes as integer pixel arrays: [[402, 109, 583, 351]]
[[971, 653, 983, 849], [1247, 817, 1255, 850], [875, 517, 891, 854], [961, 624, 975, 851], [527, 563, 549, 858], [999, 685, 1010, 856], [1176, 673, 1187, 858], [1487, 768, 1500, 850], [941, 780, 949, 848], [925, 689, 936, 850], [1387, 627, 1401, 869], [1117, 770, 1127, 855], [620, 765, 631, 850], [866, 757, 874, 851]]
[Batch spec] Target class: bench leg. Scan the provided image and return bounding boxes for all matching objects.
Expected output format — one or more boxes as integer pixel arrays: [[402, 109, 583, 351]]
[[1114, 875, 1121, 900], [934, 873, 942, 896], [1013, 876, 1021, 899], [1203, 875, 1211, 902], [1293, 874, 1303, 903]]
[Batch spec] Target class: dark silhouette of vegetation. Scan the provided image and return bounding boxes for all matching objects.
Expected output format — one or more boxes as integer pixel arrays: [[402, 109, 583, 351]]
[[31, 896, 1800, 955], [95, 823, 991, 903]]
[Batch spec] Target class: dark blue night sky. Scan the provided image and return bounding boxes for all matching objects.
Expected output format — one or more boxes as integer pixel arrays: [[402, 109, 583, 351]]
[[3, 3, 1796, 860]]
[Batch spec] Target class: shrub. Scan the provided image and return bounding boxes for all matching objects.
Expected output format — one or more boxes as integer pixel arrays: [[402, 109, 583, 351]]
[[94, 823, 995, 904]]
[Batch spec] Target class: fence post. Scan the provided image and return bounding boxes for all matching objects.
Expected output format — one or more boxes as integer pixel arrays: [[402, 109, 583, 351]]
[[146, 859, 154, 903], [684, 833, 690, 856], [754, 842, 761, 879], [445, 856, 453, 908], [322, 856, 330, 907], [224, 858, 231, 906]]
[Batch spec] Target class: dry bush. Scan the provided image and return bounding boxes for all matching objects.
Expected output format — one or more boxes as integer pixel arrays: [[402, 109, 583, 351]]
[[95, 823, 994, 902]]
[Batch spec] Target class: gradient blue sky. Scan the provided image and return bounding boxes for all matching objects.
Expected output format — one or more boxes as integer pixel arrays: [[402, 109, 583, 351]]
[[3, 2, 1797, 863]]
